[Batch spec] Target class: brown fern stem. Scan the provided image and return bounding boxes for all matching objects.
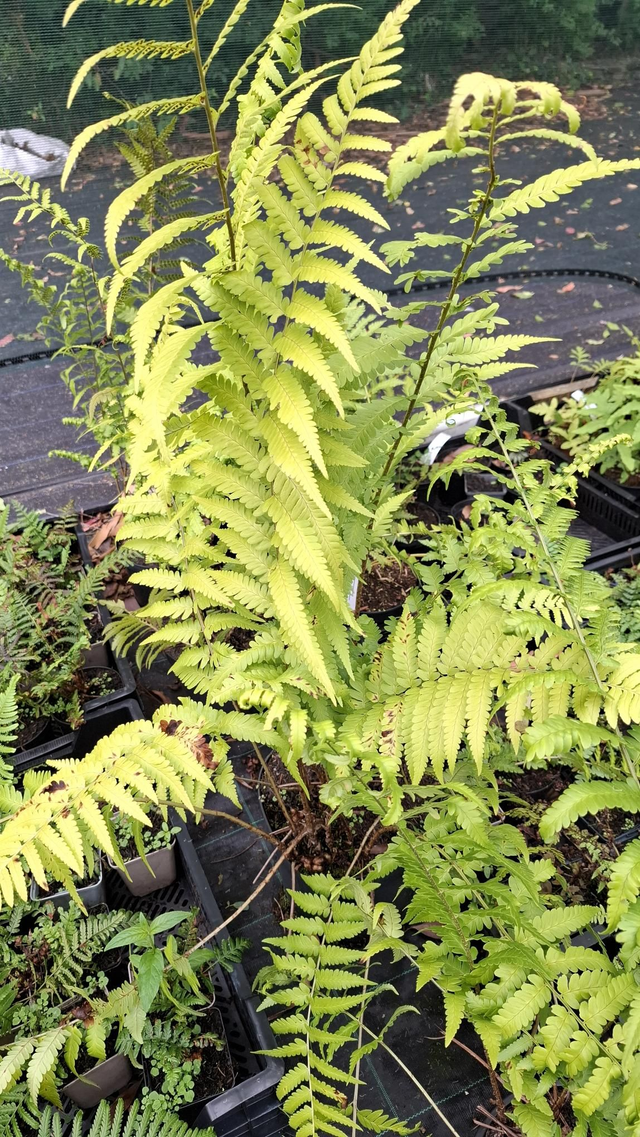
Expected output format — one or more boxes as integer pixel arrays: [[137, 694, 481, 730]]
[[185, 0, 236, 269], [379, 99, 501, 488]]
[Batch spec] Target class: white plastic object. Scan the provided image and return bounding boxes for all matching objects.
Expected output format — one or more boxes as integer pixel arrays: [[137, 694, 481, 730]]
[[0, 129, 69, 179], [347, 577, 359, 612], [426, 431, 452, 465]]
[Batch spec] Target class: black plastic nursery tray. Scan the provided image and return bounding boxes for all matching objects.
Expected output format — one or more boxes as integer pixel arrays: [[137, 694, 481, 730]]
[[498, 397, 640, 562], [582, 535, 640, 574], [22, 706, 283, 1137], [10, 698, 142, 773], [504, 393, 640, 509], [190, 774, 493, 1137], [92, 823, 284, 1137]]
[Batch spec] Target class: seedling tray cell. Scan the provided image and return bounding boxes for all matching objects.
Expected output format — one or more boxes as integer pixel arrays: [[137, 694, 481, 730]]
[[10, 699, 143, 773]]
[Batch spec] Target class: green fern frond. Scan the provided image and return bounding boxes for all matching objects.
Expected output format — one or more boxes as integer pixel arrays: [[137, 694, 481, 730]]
[[539, 781, 640, 843], [39, 1097, 214, 1137], [67, 39, 192, 108], [0, 678, 18, 761], [258, 874, 409, 1137], [0, 710, 221, 906], [61, 96, 203, 189]]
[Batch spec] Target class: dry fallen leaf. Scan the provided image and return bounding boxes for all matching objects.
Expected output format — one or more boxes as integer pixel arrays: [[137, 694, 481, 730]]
[[609, 197, 622, 205], [88, 511, 124, 553], [627, 183, 638, 190], [616, 223, 629, 231], [557, 282, 575, 293]]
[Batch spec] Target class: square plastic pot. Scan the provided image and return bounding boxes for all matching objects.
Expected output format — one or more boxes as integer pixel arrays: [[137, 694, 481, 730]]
[[63, 1053, 134, 1109], [108, 841, 177, 897], [29, 858, 106, 911]]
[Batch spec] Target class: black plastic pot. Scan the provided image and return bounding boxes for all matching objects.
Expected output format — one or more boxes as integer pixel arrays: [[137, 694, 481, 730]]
[[11, 645, 136, 768], [101, 818, 284, 1137], [449, 496, 485, 525], [142, 1003, 237, 1121], [10, 698, 143, 774], [360, 602, 404, 632]]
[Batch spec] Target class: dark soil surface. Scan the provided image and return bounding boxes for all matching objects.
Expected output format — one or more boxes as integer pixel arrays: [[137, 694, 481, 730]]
[[249, 750, 383, 876], [148, 1007, 235, 1104], [475, 1086, 577, 1137], [405, 496, 440, 528], [78, 665, 120, 701], [498, 767, 616, 905], [589, 806, 638, 844], [608, 468, 640, 488], [357, 559, 417, 614], [226, 626, 257, 652]]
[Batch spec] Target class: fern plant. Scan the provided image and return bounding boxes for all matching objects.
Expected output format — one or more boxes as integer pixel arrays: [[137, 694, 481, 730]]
[[0, 904, 134, 1010], [0, 503, 130, 737], [610, 564, 640, 644], [11, 6, 640, 1130], [40, 1097, 214, 1137], [0, 175, 131, 487], [532, 330, 640, 485], [257, 871, 418, 1137], [0, 1086, 39, 1137], [0, 905, 243, 1109], [0, 706, 228, 906], [100, 62, 638, 713], [0, 678, 18, 779], [0, 111, 209, 489]]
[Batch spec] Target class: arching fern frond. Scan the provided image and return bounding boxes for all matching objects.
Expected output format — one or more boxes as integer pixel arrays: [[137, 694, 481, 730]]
[[0, 711, 229, 907]]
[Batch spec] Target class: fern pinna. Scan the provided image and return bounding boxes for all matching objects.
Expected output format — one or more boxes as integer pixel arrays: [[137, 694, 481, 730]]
[[40, 1096, 214, 1137]]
